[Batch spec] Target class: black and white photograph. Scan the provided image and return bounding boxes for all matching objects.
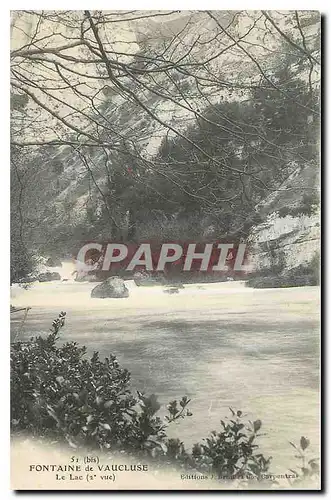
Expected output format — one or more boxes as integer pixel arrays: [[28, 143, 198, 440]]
[[9, 9, 321, 491]]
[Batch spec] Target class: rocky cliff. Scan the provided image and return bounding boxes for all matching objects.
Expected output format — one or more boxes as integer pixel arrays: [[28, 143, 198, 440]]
[[11, 11, 320, 278], [247, 163, 320, 276]]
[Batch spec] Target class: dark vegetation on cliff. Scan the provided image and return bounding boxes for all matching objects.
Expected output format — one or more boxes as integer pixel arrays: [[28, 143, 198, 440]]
[[10, 11, 320, 283], [246, 253, 320, 289]]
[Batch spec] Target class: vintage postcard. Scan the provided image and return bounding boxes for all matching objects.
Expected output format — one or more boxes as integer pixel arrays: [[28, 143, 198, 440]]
[[10, 10, 321, 491]]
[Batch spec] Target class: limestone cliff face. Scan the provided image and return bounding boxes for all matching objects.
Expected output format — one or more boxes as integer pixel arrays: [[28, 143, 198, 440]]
[[11, 11, 320, 268], [11, 11, 261, 230], [248, 212, 319, 272], [247, 164, 320, 273]]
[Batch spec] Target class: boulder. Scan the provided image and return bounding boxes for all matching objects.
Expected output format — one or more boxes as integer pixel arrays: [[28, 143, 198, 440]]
[[38, 272, 61, 282], [134, 271, 165, 287], [75, 273, 101, 282], [163, 287, 179, 294], [91, 277, 129, 299], [164, 282, 184, 289], [245, 273, 318, 289]]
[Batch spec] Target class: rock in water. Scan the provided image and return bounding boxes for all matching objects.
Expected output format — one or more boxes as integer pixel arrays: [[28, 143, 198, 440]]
[[133, 271, 164, 287], [38, 272, 61, 282], [91, 277, 129, 299], [163, 287, 179, 294], [75, 273, 101, 282]]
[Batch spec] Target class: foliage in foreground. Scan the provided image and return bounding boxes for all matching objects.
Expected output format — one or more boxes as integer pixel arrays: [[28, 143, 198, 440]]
[[11, 314, 319, 486]]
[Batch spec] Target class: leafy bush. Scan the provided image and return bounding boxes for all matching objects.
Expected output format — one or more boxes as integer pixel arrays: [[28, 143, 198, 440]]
[[11, 324, 139, 451], [189, 411, 271, 480], [10, 316, 193, 455], [11, 314, 318, 486], [288, 437, 320, 486]]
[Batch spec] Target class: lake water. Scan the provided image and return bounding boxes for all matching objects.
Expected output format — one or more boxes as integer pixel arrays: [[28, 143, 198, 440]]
[[11, 277, 320, 474]]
